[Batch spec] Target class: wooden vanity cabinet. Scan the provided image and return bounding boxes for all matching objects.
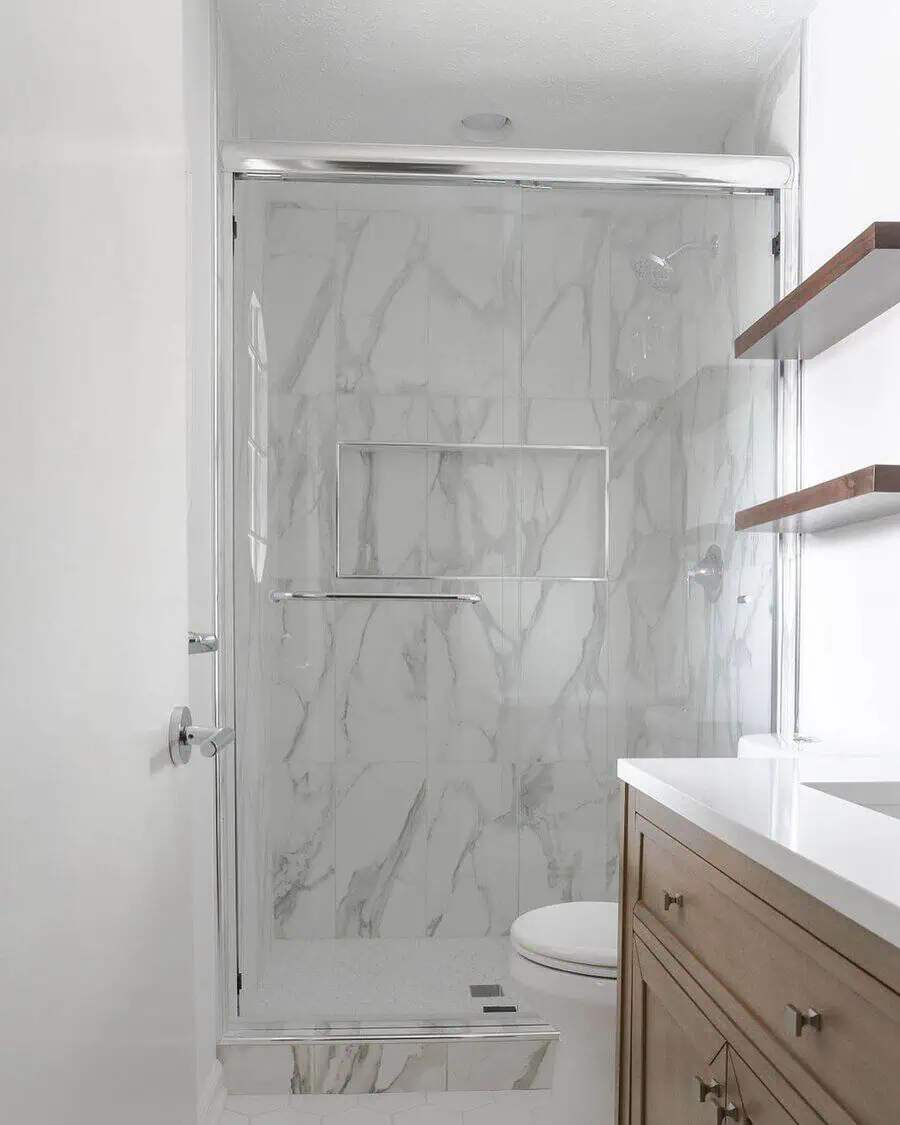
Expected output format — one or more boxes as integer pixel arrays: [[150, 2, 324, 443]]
[[617, 787, 900, 1125]]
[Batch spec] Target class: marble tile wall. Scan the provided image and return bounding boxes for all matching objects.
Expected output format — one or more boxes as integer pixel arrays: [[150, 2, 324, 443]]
[[233, 181, 778, 984]]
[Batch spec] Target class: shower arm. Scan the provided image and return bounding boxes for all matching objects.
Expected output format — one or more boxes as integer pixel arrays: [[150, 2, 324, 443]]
[[666, 237, 719, 262]]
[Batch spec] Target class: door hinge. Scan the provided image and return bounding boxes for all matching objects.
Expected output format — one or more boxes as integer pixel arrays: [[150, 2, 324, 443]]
[[772, 232, 781, 258], [232, 216, 238, 242], [236, 971, 242, 993]]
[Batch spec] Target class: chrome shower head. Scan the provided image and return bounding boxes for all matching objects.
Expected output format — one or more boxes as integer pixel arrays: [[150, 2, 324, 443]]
[[631, 235, 720, 293]]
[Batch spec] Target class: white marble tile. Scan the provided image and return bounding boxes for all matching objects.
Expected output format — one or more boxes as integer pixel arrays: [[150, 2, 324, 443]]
[[517, 581, 608, 764], [427, 209, 513, 399], [263, 200, 337, 395], [271, 392, 337, 580], [426, 450, 515, 578], [522, 208, 610, 400], [335, 765, 428, 937], [337, 393, 428, 443], [271, 599, 335, 765], [272, 765, 336, 939], [426, 765, 517, 937], [447, 1040, 555, 1092], [426, 583, 518, 764], [518, 763, 609, 911], [335, 601, 427, 763], [314, 1042, 447, 1095], [519, 450, 607, 578], [338, 210, 430, 395], [338, 446, 427, 577]]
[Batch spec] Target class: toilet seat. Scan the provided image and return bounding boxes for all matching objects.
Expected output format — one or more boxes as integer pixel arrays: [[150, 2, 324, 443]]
[[511, 901, 619, 979]]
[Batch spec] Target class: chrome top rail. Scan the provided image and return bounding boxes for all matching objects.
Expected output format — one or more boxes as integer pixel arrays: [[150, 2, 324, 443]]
[[270, 590, 481, 605], [222, 143, 793, 191]]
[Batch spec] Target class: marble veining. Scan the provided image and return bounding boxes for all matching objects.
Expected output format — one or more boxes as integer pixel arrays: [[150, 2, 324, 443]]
[[232, 181, 779, 1020]]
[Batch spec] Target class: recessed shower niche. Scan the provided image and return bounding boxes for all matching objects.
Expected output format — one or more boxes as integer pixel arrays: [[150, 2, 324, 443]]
[[337, 441, 609, 580]]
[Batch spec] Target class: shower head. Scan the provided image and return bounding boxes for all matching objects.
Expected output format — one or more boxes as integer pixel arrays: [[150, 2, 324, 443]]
[[631, 235, 720, 293]]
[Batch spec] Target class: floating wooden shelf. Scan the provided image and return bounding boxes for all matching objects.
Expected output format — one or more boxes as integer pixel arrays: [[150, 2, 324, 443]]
[[735, 465, 900, 533], [735, 222, 900, 360]]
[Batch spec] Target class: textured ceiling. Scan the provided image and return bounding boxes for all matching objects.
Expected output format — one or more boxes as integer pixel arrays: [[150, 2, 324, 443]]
[[218, 0, 816, 151]]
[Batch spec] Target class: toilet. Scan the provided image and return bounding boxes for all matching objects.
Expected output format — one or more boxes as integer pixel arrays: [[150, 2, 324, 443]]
[[510, 901, 619, 1125]]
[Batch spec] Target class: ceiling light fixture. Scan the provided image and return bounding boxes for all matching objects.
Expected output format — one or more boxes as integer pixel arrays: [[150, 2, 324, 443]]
[[459, 112, 512, 139]]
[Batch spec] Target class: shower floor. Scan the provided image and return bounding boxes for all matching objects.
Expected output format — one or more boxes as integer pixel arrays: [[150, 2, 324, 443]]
[[240, 937, 535, 1025]]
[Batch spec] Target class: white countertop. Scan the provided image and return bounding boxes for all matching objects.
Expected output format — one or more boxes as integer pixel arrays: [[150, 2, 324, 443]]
[[617, 752, 900, 950]]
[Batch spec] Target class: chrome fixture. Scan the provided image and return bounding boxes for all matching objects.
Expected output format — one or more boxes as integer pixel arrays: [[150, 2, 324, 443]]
[[168, 705, 235, 767], [632, 236, 720, 294], [784, 1005, 822, 1038], [222, 143, 793, 190], [188, 631, 219, 655], [716, 1103, 739, 1124], [662, 890, 684, 912], [270, 591, 481, 604], [687, 544, 725, 603]]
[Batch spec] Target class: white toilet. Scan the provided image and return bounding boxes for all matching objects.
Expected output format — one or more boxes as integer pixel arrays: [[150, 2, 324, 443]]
[[510, 901, 619, 1125]]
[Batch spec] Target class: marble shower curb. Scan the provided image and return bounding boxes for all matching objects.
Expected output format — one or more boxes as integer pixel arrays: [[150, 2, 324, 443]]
[[219, 1032, 557, 1095]]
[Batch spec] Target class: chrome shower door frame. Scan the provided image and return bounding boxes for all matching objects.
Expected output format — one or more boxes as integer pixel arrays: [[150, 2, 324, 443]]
[[213, 146, 802, 1041]]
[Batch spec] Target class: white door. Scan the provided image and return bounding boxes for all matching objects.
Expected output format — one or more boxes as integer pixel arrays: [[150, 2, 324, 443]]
[[0, 5, 199, 1124]]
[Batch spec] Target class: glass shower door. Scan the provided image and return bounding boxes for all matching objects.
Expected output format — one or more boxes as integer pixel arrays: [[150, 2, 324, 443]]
[[229, 177, 778, 1031]]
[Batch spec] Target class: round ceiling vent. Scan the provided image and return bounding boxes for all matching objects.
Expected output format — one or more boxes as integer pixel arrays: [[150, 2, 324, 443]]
[[459, 113, 512, 140]]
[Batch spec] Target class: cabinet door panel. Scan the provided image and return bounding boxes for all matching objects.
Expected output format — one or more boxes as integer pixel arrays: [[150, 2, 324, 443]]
[[631, 937, 727, 1125], [728, 1048, 824, 1125]]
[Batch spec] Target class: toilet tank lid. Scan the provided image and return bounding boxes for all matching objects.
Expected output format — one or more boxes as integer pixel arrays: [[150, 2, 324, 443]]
[[511, 901, 619, 970]]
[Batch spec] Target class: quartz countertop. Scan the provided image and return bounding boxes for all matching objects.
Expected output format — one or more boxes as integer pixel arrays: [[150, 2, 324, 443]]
[[617, 753, 900, 949]]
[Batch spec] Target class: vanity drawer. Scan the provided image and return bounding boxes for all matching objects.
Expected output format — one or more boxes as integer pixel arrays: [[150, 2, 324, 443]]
[[636, 816, 900, 1125]]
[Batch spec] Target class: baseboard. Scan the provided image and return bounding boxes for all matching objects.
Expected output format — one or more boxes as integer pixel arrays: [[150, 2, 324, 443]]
[[198, 1060, 227, 1125]]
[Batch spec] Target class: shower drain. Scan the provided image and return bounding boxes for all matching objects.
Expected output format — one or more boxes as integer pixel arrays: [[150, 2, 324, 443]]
[[469, 983, 517, 1014]]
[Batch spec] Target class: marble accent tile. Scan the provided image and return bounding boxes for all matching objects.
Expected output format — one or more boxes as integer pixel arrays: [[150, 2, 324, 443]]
[[425, 765, 517, 937], [518, 763, 608, 911], [516, 582, 608, 764], [426, 582, 518, 764], [314, 1042, 448, 1094], [335, 765, 428, 937], [272, 765, 335, 939], [446, 1039, 555, 1091], [335, 601, 427, 763], [338, 210, 429, 395], [519, 450, 607, 578]]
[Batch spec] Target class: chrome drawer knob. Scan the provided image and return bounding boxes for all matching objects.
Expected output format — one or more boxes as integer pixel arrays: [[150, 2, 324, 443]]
[[663, 890, 684, 911], [716, 1103, 739, 1124], [784, 1004, 823, 1037], [694, 1076, 723, 1103]]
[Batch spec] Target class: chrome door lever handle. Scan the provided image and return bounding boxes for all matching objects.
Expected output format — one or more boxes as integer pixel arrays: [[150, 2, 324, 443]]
[[168, 706, 235, 766]]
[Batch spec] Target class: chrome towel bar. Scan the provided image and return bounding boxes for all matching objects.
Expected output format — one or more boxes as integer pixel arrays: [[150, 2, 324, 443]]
[[270, 590, 481, 605]]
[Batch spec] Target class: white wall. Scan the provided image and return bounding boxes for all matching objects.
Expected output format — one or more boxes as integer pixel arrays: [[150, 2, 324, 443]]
[[0, 3, 205, 1124], [798, 0, 900, 744], [183, 0, 224, 1119]]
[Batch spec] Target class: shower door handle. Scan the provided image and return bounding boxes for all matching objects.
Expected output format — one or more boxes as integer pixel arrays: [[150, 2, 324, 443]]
[[168, 706, 235, 766]]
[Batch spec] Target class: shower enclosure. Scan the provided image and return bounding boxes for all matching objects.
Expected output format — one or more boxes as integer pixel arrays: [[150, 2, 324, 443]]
[[219, 149, 794, 1053]]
